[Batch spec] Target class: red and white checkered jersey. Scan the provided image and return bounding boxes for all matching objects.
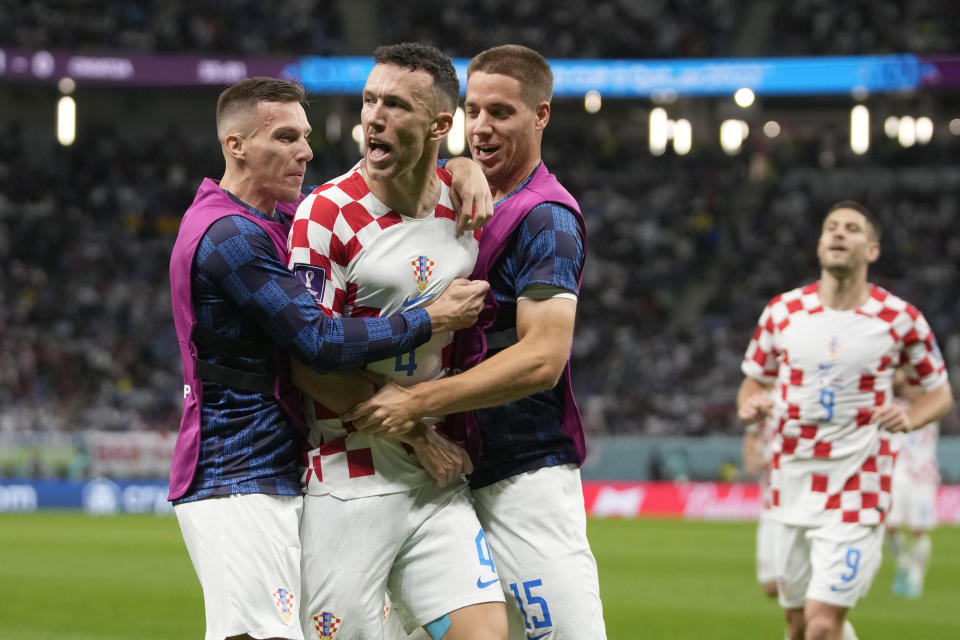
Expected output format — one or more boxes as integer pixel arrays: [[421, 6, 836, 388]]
[[892, 420, 940, 486], [759, 413, 778, 510], [288, 162, 480, 499], [741, 282, 947, 527]]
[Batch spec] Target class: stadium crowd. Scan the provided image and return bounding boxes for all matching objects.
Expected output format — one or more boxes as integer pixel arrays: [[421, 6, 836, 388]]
[[3, 0, 957, 58], [2, 108, 959, 439], [2, 2, 959, 443]]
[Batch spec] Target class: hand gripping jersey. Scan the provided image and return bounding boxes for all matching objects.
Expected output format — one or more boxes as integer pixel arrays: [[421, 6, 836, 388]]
[[741, 283, 947, 527], [288, 163, 479, 499]]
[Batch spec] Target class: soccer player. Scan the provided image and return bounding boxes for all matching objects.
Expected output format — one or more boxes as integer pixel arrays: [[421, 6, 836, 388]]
[[168, 76, 490, 640], [886, 375, 941, 599], [343, 45, 607, 640], [288, 44, 507, 640], [743, 411, 779, 599], [737, 201, 953, 640]]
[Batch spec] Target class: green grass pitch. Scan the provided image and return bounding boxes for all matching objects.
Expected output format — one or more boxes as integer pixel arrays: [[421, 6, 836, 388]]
[[1, 513, 957, 639]]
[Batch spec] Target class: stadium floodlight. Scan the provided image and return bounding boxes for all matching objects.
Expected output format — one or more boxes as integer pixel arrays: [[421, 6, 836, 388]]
[[57, 77, 76, 94], [950, 119, 960, 136], [884, 116, 900, 138], [720, 119, 746, 155], [447, 107, 466, 155], [57, 96, 76, 146], [850, 105, 869, 155], [649, 107, 668, 156], [734, 88, 755, 108], [351, 123, 363, 154], [763, 121, 781, 138], [898, 116, 916, 147], [915, 117, 933, 145], [673, 119, 692, 155], [584, 90, 602, 114]]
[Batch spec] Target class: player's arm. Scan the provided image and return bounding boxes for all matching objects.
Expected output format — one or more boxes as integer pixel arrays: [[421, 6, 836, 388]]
[[871, 381, 953, 433], [736, 377, 774, 426], [442, 156, 493, 233], [344, 202, 584, 436], [203, 219, 487, 373], [291, 361, 472, 486], [345, 296, 577, 435]]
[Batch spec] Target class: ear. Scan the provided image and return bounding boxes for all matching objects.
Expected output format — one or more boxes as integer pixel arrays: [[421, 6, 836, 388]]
[[865, 241, 880, 264], [534, 101, 550, 131], [223, 132, 244, 160], [430, 111, 454, 141]]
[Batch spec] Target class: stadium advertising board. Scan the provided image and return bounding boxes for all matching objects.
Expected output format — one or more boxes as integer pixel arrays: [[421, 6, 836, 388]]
[[581, 481, 960, 525]]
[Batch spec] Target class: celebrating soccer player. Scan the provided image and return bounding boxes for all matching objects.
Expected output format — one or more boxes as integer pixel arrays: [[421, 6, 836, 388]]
[[288, 43, 508, 640], [168, 76, 489, 640], [344, 45, 607, 640]]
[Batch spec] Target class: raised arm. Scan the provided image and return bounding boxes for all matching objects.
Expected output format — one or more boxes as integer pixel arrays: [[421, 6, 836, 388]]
[[443, 156, 493, 233]]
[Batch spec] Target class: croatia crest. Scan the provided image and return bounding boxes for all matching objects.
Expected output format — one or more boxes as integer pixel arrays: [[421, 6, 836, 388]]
[[411, 255, 435, 291], [272, 587, 295, 623], [313, 611, 342, 639]]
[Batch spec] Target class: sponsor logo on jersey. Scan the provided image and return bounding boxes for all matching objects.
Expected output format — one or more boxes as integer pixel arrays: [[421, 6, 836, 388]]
[[313, 611, 342, 638], [272, 587, 295, 623], [411, 255, 435, 292]]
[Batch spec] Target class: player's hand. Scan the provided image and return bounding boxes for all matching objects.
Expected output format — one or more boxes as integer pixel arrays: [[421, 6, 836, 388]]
[[399, 424, 473, 488], [425, 278, 489, 333], [871, 403, 912, 432], [738, 393, 773, 425], [342, 380, 422, 437], [445, 157, 493, 234]]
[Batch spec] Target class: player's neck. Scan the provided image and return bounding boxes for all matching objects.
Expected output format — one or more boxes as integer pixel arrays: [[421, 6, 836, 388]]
[[819, 270, 871, 310], [218, 171, 276, 218], [491, 155, 541, 202], [364, 156, 441, 218]]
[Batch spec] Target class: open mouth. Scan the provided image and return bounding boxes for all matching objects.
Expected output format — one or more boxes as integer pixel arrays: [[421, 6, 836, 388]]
[[471, 143, 499, 160], [367, 139, 392, 162]]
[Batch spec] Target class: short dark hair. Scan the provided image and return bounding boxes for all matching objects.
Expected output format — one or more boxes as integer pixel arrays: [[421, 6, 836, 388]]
[[467, 44, 553, 107], [372, 42, 459, 113], [216, 76, 307, 133], [824, 200, 882, 241]]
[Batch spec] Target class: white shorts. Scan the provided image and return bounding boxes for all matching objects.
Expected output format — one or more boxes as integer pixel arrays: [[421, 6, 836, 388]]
[[472, 464, 607, 640], [887, 477, 937, 531], [300, 480, 504, 638], [175, 494, 304, 640], [775, 520, 884, 610], [756, 510, 779, 584]]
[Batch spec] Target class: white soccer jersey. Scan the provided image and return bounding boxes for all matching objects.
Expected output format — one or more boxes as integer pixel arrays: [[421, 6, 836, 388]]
[[288, 162, 480, 499], [759, 414, 778, 510], [741, 282, 947, 527]]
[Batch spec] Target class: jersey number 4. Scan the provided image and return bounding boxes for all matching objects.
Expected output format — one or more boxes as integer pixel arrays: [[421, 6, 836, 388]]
[[395, 349, 417, 376]]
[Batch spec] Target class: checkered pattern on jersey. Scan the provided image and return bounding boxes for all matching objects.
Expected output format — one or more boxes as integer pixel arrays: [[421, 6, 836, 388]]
[[743, 282, 947, 524], [288, 165, 462, 319], [774, 435, 897, 525], [471, 200, 586, 489], [177, 209, 430, 503]]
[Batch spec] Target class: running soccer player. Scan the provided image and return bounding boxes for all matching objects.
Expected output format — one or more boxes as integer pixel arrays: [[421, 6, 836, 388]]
[[169, 76, 489, 640], [288, 43, 507, 640], [737, 201, 952, 640], [886, 375, 941, 599], [344, 45, 607, 640]]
